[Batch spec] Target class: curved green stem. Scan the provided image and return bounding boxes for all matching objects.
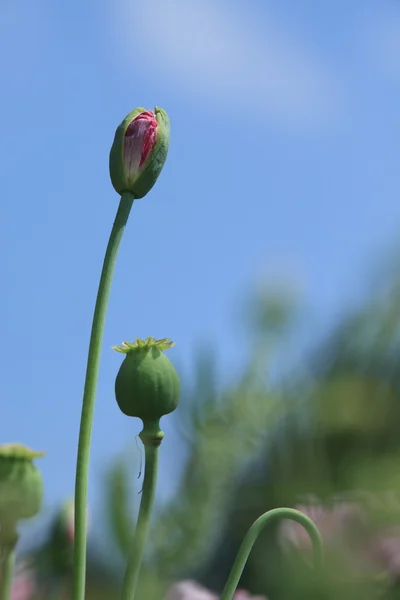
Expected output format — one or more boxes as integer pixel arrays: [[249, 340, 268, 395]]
[[73, 191, 135, 600], [0, 551, 15, 600], [220, 508, 323, 600], [121, 421, 163, 600]]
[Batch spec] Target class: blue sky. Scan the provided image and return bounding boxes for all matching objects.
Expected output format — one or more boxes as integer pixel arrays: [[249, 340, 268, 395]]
[[1, 0, 400, 522]]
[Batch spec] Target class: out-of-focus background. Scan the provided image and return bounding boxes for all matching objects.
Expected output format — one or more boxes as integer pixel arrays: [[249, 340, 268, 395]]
[[2, 0, 400, 598]]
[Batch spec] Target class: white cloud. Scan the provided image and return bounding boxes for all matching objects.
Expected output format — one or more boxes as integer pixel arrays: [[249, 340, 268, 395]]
[[114, 0, 343, 130]]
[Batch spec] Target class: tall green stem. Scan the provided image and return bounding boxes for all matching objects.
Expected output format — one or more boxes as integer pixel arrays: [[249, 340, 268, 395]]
[[73, 191, 135, 600], [121, 422, 162, 600], [220, 508, 323, 600], [0, 551, 15, 600]]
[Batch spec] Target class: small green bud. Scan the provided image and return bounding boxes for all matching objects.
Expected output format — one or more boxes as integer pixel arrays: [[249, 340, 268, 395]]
[[0, 444, 44, 549], [109, 107, 170, 199], [113, 337, 180, 422]]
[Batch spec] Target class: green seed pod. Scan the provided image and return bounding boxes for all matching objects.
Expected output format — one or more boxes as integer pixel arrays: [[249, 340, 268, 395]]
[[0, 444, 44, 549], [109, 107, 170, 199], [113, 337, 180, 422]]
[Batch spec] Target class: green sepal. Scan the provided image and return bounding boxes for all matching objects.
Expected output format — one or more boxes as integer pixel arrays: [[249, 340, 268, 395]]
[[109, 106, 170, 199], [109, 107, 144, 196]]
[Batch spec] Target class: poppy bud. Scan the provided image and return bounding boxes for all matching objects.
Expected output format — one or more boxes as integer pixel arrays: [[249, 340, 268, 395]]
[[0, 444, 44, 551], [113, 337, 180, 423], [109, 107, 170, 199]]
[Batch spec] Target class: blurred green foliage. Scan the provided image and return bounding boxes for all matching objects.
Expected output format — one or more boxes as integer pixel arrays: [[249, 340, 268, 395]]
[[12, 255, 400, 600]]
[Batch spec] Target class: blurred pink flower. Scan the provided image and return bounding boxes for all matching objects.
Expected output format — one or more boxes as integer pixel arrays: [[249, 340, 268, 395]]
[[278, 494, 365, 553], [59, 499, 89, 543], [233, 589, 267, 599], [66, 500, 75, 542], [367, 527, 400, 580], [164, 580, 218, 600], [277, 491, 400, 582], [164, 580, 267, 600], [8, 561, 35, 600]]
